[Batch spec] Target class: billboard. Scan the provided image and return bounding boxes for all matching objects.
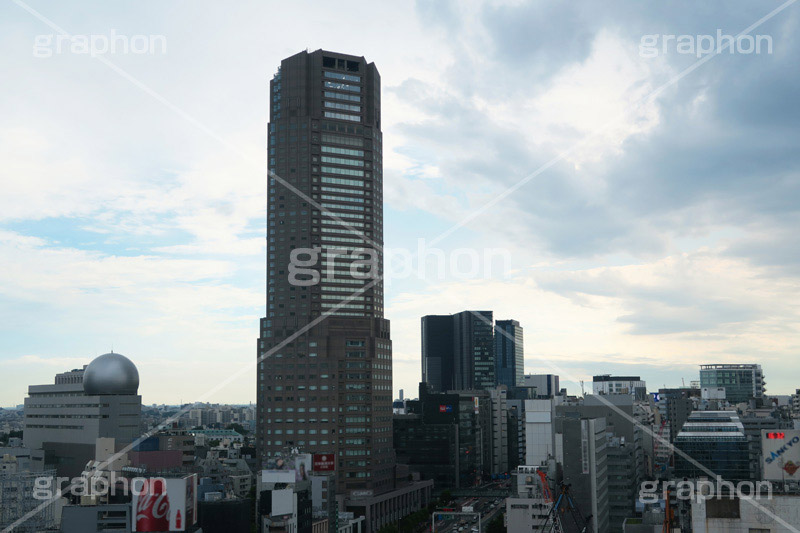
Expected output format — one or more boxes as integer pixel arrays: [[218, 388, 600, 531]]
[[272, 488, 295, 516], [439, 404, 453, 413], [762, 429, 800, 481], [313, 453, 335, 472], [262, 456, 297, 483], [262, 469, 296, 484], [132, 475, 197, 532], [295, 453, 312, 482]]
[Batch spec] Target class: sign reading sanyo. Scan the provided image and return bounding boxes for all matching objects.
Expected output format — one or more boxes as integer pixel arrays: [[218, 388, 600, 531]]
[[762, 429, 800, 481]]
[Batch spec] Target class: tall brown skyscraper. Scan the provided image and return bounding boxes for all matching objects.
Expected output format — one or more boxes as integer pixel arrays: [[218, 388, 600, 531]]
[[257, 50, 394, 495]]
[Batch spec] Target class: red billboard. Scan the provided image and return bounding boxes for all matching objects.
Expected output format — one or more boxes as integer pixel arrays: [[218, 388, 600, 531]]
[[132, 475, 197, 532], [313, 453, 336, 472]]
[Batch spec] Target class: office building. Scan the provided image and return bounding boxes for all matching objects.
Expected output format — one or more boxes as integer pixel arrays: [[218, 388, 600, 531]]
[[524, 396, 564, 467], [23, 352, 142, 478], [488, 386, 509, 475], [521, 374, 560, 399], [505, 465, 553, 533], [256, 49, 394, 495], [554, 416, 610, 533], [454, 311, 495, 389], [592, 375, 646, 397], [0, 468, 58, 532], [657, 387, 698, 442], [420, 310, 496, 391], [507, 398, 525, 471], [699, 364, 766, 404], [606, 435, 636, 533], [393, 383, 490, 489], [674, 411, 751, 482], [690, 494, 800, 532], [343, 480, 433, 533], [257, 471, 314, 533], [420, 315, 455, 392], [556, 395, 646, 531], [495, 320, 523, 388]]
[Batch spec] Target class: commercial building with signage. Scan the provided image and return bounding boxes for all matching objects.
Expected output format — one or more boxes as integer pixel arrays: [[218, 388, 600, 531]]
[[393, 383, 491, 489], [761, 429, 800, 482]]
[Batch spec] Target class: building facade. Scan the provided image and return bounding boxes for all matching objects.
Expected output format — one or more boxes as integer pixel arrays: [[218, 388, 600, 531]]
[[23, 355, 142, 478], [592, 375, 646, 397], [420, 315, 455, 392], [554, 416, 610, 533], [393, 384, 491, 488], [521, 374, 560, 399], [256, 49, 394, 496], [674, 411, 751, 482], [494, 320, 523, 389], [420, 310, 496, 391], [699, 364, 766, 404]]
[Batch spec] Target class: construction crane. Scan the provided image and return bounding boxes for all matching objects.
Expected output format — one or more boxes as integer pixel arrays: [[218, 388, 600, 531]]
[[537, 471, 592, 533], [662, 489, 674, 533]]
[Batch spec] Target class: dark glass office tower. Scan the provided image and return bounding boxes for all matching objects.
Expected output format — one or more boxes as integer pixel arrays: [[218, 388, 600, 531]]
[[494, 319, 523, 388], [454, 310, 494, 390], [421, 315, 455, 392], [257, 50, 394, 496], [421, 310, 495, 391]]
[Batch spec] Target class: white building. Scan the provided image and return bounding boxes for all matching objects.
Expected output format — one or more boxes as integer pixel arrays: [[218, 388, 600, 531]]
[[524, 397, 563, 467], [506, 465, 552, 533], [691, 494, 800, 532]]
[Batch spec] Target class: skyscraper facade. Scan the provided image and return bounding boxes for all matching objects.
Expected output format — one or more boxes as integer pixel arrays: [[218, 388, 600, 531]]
[[454, 310, 495, 390], [420, 310, 496, 391], [257, 50, 394, 495], [420, 315, 454, 392], [494, 319, 523, 388]]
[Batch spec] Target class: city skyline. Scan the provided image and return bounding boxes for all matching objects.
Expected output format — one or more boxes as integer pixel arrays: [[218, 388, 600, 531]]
[[3, 1, 800, 407]]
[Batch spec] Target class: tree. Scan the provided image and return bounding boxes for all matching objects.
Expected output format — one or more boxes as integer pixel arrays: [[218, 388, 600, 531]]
[[227, 423, 249, 435], [487, 515, 506, 533]]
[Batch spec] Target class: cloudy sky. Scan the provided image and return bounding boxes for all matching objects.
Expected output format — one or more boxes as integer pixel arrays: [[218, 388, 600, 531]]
[[1, 0, 799, 406]]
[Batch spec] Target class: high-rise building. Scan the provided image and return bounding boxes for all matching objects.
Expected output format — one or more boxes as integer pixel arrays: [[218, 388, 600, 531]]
[[488, 386, 509, 475], [257, 49, 394, 496], [455, 310, 495, 390], [495, 319, 523, 389], [420, 310, 495, 391], [699, 364, 766, 404], [420, 315, 455, 392], [554, 416, 610, 533]]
